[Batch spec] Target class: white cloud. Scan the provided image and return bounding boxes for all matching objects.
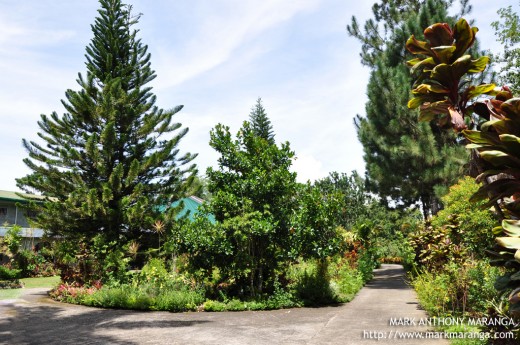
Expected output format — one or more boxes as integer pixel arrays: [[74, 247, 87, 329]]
[[0, 0, 515, 193], [147, 0, 322, 89], [291, 153, 328, 183]]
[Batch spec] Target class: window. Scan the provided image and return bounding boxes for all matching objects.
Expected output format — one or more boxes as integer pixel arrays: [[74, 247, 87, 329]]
[[26, 209, 38, 218], [0, 208, 7, 216]]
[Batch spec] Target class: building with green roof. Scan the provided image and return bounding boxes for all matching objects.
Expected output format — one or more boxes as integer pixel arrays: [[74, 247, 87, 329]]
[[0, 190, 45, 250], [164, 195, 215, 223]]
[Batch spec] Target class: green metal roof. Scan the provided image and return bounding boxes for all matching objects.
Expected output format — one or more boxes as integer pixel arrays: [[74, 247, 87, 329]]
[[0, 190, 46, 203], [167, 196, 215, 223]]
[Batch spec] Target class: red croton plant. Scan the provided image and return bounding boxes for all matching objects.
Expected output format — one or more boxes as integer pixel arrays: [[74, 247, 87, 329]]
[[407, 18, 520, 318]]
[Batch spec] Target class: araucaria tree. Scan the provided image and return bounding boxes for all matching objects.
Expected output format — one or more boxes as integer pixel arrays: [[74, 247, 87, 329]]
[[249, 97, 275, 144], [348, 0, 470, 217], [17, 0, 196, 273]]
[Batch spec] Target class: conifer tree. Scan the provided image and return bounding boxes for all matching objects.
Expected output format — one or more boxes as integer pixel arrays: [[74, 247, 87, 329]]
[[249, 98, 275, 144], [17, 0, 197, 245], [348, 0, 469, 217]]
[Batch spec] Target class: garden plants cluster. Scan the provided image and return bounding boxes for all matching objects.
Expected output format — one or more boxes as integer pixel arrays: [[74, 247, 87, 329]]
[[11, 5, 520, 344], [8, 0, 421, 314], [0, 225, 58, 289]]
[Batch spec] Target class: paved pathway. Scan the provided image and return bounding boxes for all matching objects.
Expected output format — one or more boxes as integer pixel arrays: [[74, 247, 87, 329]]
[[0, 265, 448, 344]]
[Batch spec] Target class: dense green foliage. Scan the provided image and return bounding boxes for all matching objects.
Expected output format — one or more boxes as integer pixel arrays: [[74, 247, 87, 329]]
[[184, 118, 298, 296], [431, 177, 497, 256], [10, 0, 427, 316], [413, 260, 501, 317], [289, 183, 345, 260], [492, 5, 520, 95], [314, 171, 370, 230], [16, 0, 196, 283], [409, 177, 497, 270], [50, 254, 369, 312], [349, 0, 469, 217]]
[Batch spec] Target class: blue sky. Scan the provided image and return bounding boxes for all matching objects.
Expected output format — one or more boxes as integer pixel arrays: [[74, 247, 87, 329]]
[[0, 0, 517, 192]]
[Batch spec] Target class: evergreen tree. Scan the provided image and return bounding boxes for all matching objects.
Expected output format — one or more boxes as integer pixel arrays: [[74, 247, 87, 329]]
[[18, 0, 196, 245], [492, 5, 520, 95], [348, 0, 469, 217], [249, 98, 275, 144]]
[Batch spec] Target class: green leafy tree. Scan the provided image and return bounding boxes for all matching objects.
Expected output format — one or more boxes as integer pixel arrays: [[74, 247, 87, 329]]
[[348, 0, 470, 217], [290, 183, 344, 260], [190, 121, 297, 295], [492, 5, 520, 95], [314, 171, 370, 230], [249, 98, 275, 144], [17, 0, 196, 258]]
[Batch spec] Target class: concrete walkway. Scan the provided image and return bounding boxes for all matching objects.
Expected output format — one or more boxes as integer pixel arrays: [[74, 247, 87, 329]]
[[0, 265, 448, 345]]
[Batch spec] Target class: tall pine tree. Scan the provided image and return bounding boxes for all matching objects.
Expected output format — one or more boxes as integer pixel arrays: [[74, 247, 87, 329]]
[[249, 98, 275, 144], [348, 0, 469, 217], [17, 0, 196, 244]]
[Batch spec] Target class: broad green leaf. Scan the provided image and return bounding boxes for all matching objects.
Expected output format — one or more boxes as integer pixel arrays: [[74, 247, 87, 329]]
[[500, 134, 520, 143], [480, 150, 520, 167], [431, 45, 456, 63], [408, 95, 436, 109], [406, 35, 432, 56], [502, 219, 520, 237], [410, 57, 435, 74], [467, 56, 490, 73], [406, 58, 422, 67], [413, 84, 449, 94], [502, 98, 520, 121], [481, 120, 502, 132], [430, 63, 452, 86], [463, 130, 501, 145], [494, 225, 505, 235], [466, 83, 496, 100], [465, 143, 484, 149], [419, 100, 450, 119], [497, 236, 520, 249], [451, 55, 473, 79], [453, 18, 478, 58], [469, 178, 520, 205]]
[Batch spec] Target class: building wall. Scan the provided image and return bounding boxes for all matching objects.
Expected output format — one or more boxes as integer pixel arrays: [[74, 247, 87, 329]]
[[0, 201, 31, 227]]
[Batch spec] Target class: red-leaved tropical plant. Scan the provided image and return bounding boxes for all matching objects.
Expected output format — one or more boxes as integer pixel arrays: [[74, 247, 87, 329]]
[[407, 18, 495, 131], [407, 18, 520, 318]]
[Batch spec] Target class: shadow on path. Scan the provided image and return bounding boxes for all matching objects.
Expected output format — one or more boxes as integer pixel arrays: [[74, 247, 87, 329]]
[[0, 264, 446, 345], [364, 265, 410, 290]]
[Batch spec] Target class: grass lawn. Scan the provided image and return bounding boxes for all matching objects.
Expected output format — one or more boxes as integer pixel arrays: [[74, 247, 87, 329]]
[[0, 288, 23, 300], [0, 276, 61, 300], [20, 276, 61, 288]]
